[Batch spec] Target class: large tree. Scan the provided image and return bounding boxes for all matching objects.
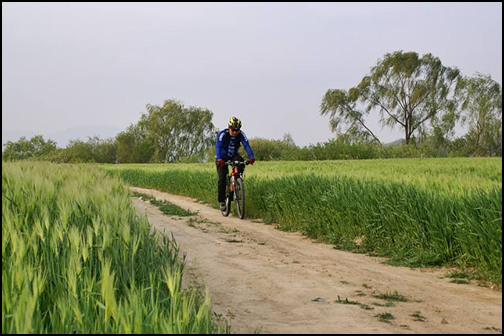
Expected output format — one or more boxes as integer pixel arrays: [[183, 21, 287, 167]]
[[321, 51, 461, 144], [456, 73, 502, 156], [142, 99, 216, 162]]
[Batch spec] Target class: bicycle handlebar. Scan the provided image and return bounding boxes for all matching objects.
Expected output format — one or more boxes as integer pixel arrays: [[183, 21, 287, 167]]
[[225, 160, 250, 166]]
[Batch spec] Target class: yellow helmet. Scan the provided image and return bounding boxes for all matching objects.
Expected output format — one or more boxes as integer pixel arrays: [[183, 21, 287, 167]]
[[228, 117, 242, 131]]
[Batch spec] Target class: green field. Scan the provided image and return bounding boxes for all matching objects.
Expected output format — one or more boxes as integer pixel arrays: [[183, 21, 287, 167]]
[[104, 157, 501, 194], [3, 158, 501, 332], [104, 157, 502, 285], [2, 162, 228, 334]]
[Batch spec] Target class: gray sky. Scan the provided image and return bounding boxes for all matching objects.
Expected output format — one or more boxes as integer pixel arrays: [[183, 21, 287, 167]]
[[2, 2, 502, 147]]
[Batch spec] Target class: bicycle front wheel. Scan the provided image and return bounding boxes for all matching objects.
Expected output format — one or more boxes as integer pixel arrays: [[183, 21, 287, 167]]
[[221, 178, 231, 217], [234, 178, 245, 219], [221, 197, 231, 217]]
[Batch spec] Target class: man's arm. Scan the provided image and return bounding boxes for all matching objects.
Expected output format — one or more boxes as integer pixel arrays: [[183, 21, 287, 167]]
[[215, 130, 225, 160], [240, 131, 255, 159]]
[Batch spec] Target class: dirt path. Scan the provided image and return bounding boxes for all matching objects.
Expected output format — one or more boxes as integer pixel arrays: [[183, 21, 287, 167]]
[[130, 187, 502, 334]]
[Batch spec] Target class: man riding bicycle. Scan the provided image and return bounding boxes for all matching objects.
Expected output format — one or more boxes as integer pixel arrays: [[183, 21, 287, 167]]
[[216, 117, 255, 211]]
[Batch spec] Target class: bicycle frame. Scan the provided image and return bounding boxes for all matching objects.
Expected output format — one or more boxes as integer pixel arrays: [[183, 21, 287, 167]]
[[229, 164, 242, 191], [221, 160, 250, 219]]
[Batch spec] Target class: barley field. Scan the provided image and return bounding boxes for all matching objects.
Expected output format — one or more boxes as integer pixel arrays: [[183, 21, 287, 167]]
[[2, 161, 228, 333], [104, 157, 502, 285]]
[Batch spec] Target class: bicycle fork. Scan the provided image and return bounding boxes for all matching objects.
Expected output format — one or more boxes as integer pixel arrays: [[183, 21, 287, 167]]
[[227, 175, 235, 200]]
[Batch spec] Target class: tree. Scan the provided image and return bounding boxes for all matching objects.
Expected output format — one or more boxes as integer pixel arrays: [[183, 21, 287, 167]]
[[2, 135, 57, 161], [142, 99, 216, 162], [63, 139, 95, 162], [115, 123, 155, 163], [282, 133, 296, 147], [87, 136, 117, 163], [248, 137, 296, 161], [321, 51, 460, 145], [456, 73, 502, 156], [320, 89, 381, 144]]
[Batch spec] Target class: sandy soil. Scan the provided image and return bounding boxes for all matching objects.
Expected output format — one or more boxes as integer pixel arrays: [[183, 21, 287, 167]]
[[130, 186, 502, 334]]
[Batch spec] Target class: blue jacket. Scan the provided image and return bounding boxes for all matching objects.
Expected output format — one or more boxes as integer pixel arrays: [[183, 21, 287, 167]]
[[215, 129, 255, 160]]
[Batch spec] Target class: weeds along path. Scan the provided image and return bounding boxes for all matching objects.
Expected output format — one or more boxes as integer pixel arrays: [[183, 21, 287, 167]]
[[130, 187, 502, 334]]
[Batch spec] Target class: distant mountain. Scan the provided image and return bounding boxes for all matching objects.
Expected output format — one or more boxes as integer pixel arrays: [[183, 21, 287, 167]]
[[2, 125, 123, 149], [384, 138, 406, 147]]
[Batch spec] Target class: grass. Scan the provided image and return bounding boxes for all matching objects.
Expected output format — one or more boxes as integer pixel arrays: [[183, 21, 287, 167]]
[[371, 290, 409, 302], [132, 191, 196, 216], [445, 269, 472, 284], [333, 296, 374, 310], [449, 279, 470, 284], [373, 301, 396, 307], [334, 296, 360, 305], [375, 312, 395, 323], [411, 311, 426, 322]]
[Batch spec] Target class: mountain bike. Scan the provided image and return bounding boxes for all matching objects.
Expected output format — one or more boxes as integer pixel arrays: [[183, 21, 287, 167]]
[[221, 159, 250, 219]]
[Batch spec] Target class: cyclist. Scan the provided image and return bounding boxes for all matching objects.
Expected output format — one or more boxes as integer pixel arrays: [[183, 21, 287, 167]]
[[216, 117, 255, 211]]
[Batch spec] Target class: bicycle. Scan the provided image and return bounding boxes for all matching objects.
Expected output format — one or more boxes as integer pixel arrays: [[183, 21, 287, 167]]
[[221, 159, 250, 219]]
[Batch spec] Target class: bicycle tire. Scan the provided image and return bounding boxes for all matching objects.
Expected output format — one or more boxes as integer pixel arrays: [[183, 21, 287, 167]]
[[235, 177, 245, 219], [221, 178, 231, 217]]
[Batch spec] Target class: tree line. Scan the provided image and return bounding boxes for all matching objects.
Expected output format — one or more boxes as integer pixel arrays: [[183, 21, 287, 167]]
[[3, 51, 502, 162]]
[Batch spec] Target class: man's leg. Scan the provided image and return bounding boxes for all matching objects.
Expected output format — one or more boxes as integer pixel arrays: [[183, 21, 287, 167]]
[[217, 163, 228, 206]]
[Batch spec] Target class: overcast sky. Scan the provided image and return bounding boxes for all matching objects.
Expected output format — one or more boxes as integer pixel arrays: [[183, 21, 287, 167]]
[[2, 2, 502, 147]]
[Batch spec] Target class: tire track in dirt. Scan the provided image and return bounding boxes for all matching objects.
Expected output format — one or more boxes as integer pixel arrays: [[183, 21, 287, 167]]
[[131, 186, 502, 334]]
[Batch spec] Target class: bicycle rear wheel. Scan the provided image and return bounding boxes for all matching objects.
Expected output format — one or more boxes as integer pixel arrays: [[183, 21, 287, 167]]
[[234, 177, 245, 219]]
